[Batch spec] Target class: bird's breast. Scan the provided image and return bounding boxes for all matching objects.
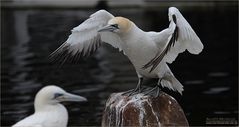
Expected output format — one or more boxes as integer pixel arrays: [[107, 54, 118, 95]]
[[42, 105, 68, 127], [122, 36, 159, 78]]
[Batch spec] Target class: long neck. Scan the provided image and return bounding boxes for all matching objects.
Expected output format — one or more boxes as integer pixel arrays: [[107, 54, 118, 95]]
[[34, 96, 60, 112], [34, 98, 49, 112], [120, 23, 134, 38], [120, 23, 144, 45], [34, 99, 66, 115], [34, 99, 68, 127]]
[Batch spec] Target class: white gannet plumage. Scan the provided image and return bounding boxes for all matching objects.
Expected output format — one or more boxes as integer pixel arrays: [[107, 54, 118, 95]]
[[12, 85, 87, 127], [50, 7, 203, 95]]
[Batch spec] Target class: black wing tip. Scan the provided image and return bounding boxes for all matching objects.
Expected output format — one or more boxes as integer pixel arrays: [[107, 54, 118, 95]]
[[142, 62, 153, 69], [49, 35, 102, 65], [142, 17, 179, 72], [48, 44, 99, 66], [48, 42, 83, 65], [49, 50, 85, 66], [172, 14, 177, 23], [142, 48, 167, 72]]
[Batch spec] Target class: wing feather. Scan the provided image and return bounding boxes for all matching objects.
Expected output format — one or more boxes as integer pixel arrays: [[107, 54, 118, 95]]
[[167, 7, 204, 57], [50, 10, 115, 64], [143, 7, 203, 72]]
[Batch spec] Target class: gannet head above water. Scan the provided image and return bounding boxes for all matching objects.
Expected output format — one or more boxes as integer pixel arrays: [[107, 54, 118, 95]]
[[98, 17, 132, 34], [13, 85, 87, 127], [34, 85, 87, 111]]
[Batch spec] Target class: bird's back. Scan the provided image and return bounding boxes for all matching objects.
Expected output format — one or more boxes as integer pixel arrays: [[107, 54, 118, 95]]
[[12, 113, 45, 127]]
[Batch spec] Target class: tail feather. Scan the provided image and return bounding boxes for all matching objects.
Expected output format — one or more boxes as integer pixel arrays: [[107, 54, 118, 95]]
[[161, 74, 184, 95]]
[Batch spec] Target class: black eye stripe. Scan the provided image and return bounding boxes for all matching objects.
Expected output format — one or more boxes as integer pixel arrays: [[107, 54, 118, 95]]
[[111, 24, 119, 28], [54, 93, 63, 98]]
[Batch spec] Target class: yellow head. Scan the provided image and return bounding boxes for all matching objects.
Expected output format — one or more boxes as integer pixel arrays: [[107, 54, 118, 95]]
[[98, 17, 132, 34]]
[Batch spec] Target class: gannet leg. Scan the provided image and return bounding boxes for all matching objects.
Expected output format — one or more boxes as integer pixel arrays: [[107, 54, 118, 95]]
[[128, 77, 143, 95], [144, 79, 162, 97], [122, 73, 144, 96]]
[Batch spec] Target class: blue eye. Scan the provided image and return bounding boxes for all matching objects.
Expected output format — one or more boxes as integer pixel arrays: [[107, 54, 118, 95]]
[[54, 93, 63, 98]]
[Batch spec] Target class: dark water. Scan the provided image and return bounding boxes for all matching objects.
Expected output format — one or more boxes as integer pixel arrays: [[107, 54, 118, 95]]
[[1, 3, 238, 126]]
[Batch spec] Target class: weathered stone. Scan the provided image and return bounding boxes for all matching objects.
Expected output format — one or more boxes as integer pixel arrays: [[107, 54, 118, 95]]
[[102, 92, 189, 127]]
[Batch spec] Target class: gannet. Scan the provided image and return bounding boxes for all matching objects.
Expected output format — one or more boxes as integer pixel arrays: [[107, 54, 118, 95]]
[[50, 7, 203, 95], [12, 85, 87, 127]]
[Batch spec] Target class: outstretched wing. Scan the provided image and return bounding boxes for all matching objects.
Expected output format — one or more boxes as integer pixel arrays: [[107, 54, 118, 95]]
[[143, 7, 204, 72], [50, 10, 116, 64]]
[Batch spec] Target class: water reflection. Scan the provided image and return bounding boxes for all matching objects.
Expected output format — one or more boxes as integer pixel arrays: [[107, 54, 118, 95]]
[[208, 72, 229, 77], [203, 87, 230, 94], [184, 80, 205, 85]]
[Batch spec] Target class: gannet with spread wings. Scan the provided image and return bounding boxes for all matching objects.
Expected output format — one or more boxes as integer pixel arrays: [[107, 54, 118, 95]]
[[50, 7, 203, 95]]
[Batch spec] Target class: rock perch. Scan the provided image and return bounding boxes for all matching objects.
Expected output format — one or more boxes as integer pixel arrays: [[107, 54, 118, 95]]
[[102, 92, 189, 127]]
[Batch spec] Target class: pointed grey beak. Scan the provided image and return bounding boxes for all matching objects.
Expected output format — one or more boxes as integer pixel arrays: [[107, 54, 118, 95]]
[[98, 25, 116, 32], [59, 93, 87, 102]]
